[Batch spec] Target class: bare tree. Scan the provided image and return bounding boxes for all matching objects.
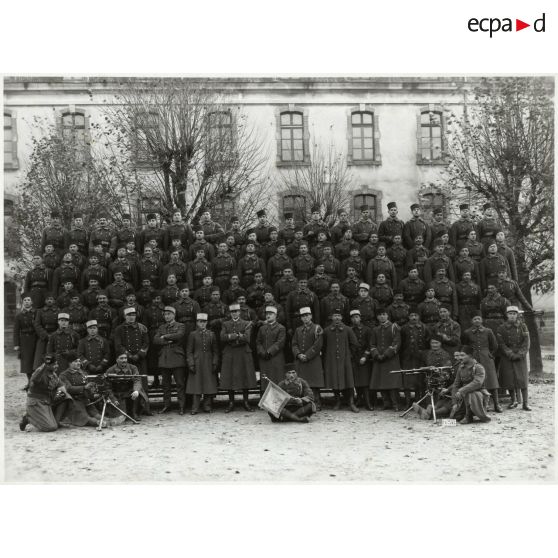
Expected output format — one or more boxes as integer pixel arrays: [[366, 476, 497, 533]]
[[445, 76, 554, 373], [275, 142, 354, 224], [102, 78, 272, 225]]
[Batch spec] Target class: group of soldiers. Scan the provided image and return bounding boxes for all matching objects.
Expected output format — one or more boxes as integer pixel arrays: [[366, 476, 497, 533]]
[[15, 200, 533, 429]]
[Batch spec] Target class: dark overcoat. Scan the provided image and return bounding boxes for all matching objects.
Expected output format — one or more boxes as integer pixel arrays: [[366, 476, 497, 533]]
[[463, 326, 499, 390], [291, 322, 324, 388], [186, 328, 219, 394], [256, 321, 287, 384], [322, 324, 358, 390], [496, 321, 530, 389], [220, 319, 257, 390], [369, 321, 402, 390]]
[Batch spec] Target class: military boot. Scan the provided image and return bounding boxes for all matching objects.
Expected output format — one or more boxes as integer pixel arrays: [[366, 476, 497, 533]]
[[191, 395, 201, 415], [347, 390, 359, 413]]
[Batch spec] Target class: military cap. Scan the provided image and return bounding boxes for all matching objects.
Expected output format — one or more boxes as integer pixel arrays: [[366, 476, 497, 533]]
[[92, 239, 103, 247], [360, 204, 369, 211], [73, 212, 83, 219], [284, 212, 293, 219], [229, 303, 241, 311], [265, 306, 277, 314], [430, 334, 444, 343], [337, 208, 347, 215], [299, 307, 312, 315], [311, 204, 320, 213], [506, 306, 520, 314], [298, 273, 308, 281], [123, 307, 137, 315], [269, 226, 278, 233], [433, 207, 443, 215], [284, 363, 296, 374], [483, 203, 493, 211], [146, 213, 157, 221], [387, 202, 397, 210], [122, 213, 132, 220], [163, 306, 176, 314], [256, 209, 266, 218], [50, 210, 61, 218], [459, 203, 469, 210], [43, 353, 56, 364], [86, 320, 98, 328], [359, 282, 370, 290], [350, 309, 361, 317], [487, 240, 497, 247], [376, 307, 388, 315], [230, 215, 240, 223], [294, 226, 304, 233], [436, 229, 448, 238], [197, 313, 208, 321], [58, 313, 70, 320], [410, 203, 420, 211]]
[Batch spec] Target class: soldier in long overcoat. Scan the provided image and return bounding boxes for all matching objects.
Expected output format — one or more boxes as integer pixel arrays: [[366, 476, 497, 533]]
[[13, 295, 38, 385], [322, 311, 359, 412], [24, 255, 52, 309], [456, 272, 482, 332], [220, 304, 257, 412], [430, 307, 461, 360], [186, 313, 219, 414], [256, 306, 286, 385], [292, 307, 324, 408], [77, 320, 111, 374], [449, 204, 475, 251], [33, 294, 59, 368], [350, 310, 373, 410], [369, 309, 403, 410], [377, 202, 404, 247], [320, 282, 350, 327], [481, 285, 510, 337], [403, 204, 432, 249], [463, 314, 501, 412], [154, 306, 187, 414], [497, 306, 531, 410], [47, 313, 80, 372]]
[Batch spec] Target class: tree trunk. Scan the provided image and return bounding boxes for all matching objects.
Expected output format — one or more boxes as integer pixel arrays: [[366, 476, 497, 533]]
[[522, 289, 544, 375]]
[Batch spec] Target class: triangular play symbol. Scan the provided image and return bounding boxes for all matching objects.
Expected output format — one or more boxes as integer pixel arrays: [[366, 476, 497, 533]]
[[516, 19, 530, 31]]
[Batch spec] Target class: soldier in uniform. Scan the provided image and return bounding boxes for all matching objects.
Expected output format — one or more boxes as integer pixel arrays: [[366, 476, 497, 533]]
[[286, 227, 305, 260], [111, 212, 139, 254], [144, 292, 166, 388], [481, 284, 510, 337], [246, 271, 272, 310], [479, 241, 511, 293], [89, 214, 114, 256], [220, 303, 257, 412], [154, 306, 187, 414], [311, 231, 332, 261], [453, 246, 479, 282], [399, 267, 426, 313], [14, 294, 38, 386], [77, 320, 111, 374], [285, 275, 320, 336], [350, 309, 373, 410], [163, 209, 191, 252], [109, 246, 138, 288], [340, 266, 360, 302], [138, 246, 162, 289], [495, 270, 533, 311], [352, 205, 378, 247], [47, 312, 80, 372], [449, 203, 475, 251], [477, 203, 503, 252], [194, 275, 216, 309], [462, 313, 501, 412], [387, 234, 407, 285], [237, 241, 266, 290], [369, 308, 403, 410], [42, 243, 61, 272], [63, 293, 88, 339], [430, 306, 461, 359], [186, 247, 213, 292], [273, 267, 298, 309], [320, 281, 350, 327], [464, 229, 484, 263], [65, 212, 89, 256], [496, 231, 518, 282], [400, 311, 431, 405], [203, 288, 228, 348], [403, 203, 432, 249], [25, 255, 52, 309], [497, 306, 531, 411], [292, 307, 324, 409], [198, 209, 225, 245], [56, 280, 79, 310], [292, 243, 315, 280], [451, 345, 491, 424], [378, 202, 405, 248], [88, 292, 118, 341], [351, 283, 379, 330], [322, 310, 359, 412], [329, 208, 351, 246], [308, 263, 333, 300], [173, 286, 202, 341], [456, 271, 482, 331], [303, 205, 329, 246], [256, 291, 286, 326], [81, 278, 104, 310], [429, 208, 449, 251], [405, 234, 430, 281], [428, 267, 458, 319], [367, 243, 397, 288], [188, 228, 216, 261], [254, 209, 272, 245], [424, 241, 455, 284], [186, 313, 219, 414], [162, 250, 188, 288], [222, 274, 247, 306], [212, 241, 236, 293], [371, 273, 394, 307], [387, 290, 410, 327], [67, 242, 87, 271], [225, 215, 246, 249], [334, 228, 360, 262], [81, 254, 108, 290], [417, 287, 442, 327], [41, 210, 67, 256], [359, 232, 380, 264], [33, 293, 59, 368], [256, 306, 287, 385], [279, 212, 296, 246], [138, 213, 165, 254], [268, 367, 316, 424], [318, 244, 341, 279], [113, 308, 149, 375], [52, 253, 81, 295], [266, 241, 292, 287], [339, 245, 366, 282], [106, 270, 134, 310]]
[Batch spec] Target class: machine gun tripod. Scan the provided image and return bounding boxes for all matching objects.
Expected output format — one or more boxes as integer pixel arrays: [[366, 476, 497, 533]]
[[390, 366, 453, 423], [86, 374, 139, 431]]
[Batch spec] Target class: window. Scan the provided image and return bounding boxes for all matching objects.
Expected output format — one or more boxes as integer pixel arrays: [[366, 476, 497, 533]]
[[347, 106, 381, 165], [351, 112, 374, 161], [275, 106, 310, 167], [211, 194, 237, 225], [139, 196, 163, 225], [282, 193, 307, 225], [207, 111, 234, 164], [353, 193, 378, 223], [134, 111, 159, 166], [4, 111, 18, 170], [417, 106, 447, 164], [4, 198, 20, 258], [420, 191, 446, 222], [59, 109, 90, 161]]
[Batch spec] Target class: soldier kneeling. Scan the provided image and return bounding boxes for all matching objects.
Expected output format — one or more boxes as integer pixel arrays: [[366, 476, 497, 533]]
[[268, 367, 316, 424]]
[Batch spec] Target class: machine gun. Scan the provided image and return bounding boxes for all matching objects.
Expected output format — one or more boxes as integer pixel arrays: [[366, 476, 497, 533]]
[[390, 366, 454, 422]]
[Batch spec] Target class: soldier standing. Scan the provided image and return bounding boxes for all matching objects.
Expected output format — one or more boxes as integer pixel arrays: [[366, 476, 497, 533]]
[[77, 320, 111, 374], [256, 306, 287, 385], [113, 308, 149, 375], [449, 203, 475, 251], [14, 294, 38, 387], [403, 203, 431, 249], [350, 309, 373, 410], [378, 202, 404, 248]]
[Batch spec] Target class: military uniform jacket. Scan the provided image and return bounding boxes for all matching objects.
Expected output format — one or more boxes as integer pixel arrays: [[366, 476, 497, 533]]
[[257, 322, 287, 382], [138, 226, 165, 253], [109, 258, 138, 287], [199, 219, 225, 244], [279, 225, 296, 246], [477, 218, 502, 248], [63, 303, 88, 337], [138, 258, 163, 288], [59, 367, 89, 398], [454, 256, 479, 282], [114, 322, 149, 359], [293, 254, 315, 278], [42, 252, 61, 271], [81, 264, 108, 290], [479, 254, 511, 292], [371, 283, 394, 307], [136, 286, 156, 307], [387, 244, 407, 273], [52, 263, 81, 295], [77, 334, 111, 372], [352, 219, 378, 244], [429, 221, 449, 249], [320, 293, 350, 326], [340, 277, 360, 301], [497, 244, 518, 281], [267, 254, 293, 285], [274, 277, 298, 306], [111, 226, 139, 253], [303, 221, 329, 244], [399, 277, 426, 306], [367, 256, 397, 288], [154, 321, 186, 367], [145, 303, 166, 334], [164, 223, 190, 251], [106, 280, 134, 308], [189, 239, 216, 261], [287, 239, 305, 260], [88, 305, 118, 338], [388, 301, 410, 326], [319, 255, 340, 279], [496, 279, 531, 309], [378, 217, 405, 246], [223, 286, 247, 306], [428, 278, 458, 316], [254, 223, 272, 245], [456, 280, 481, 307], [423, 348, 452, 368], [203, 301, 229, 331], [41, 225, 67, 254], [194, 286, 215, 308], [14, 308, 37, 344], [480, 294, 510, 322], [329, 221, 351, 245], [34, 306, 60, 340], [292, 322, 324, 387], [351, 323, 372, 361], [105, 362, 144, 395], [286, 289, 320, 331], [186, 258, 213, 291], [225, 228, 246, 248], [417, 298, 441, 324], [334, 240, 360, 261], [403, 217, 432, 249], [213, 253, 236, 281], [65, 227, 89, 255], [322, 324, 358, 390], [449, 218, 475, 249], [431, 318, 461, 352], [246, 281, 272, 309], [237, 255, 266, 288], [351, 296, 378, 327], [452, 360, 486, 397], [405, 245, 430, 273], [308, 273, 332, 300], [89, 225, 114, 254], [47, 328, 80, 366], [465, 240, 484, 263], [359, 242, 379, 263], [340, 256, 367, 280], [162, 261, 188, 286], [25, 266, 52, 293], [400, 322, 430, 357]]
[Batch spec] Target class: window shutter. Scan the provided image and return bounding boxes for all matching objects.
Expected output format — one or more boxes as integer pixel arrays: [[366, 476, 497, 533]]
[[416, 113, 423, 164], [302, 111, 310, 164], [373, 114, 381, 164], [346, 111, 353, 165], [4, 111, 19, 170]]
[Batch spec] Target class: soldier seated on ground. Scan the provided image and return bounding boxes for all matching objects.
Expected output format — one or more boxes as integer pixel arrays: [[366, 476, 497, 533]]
[[268, 367, 316, 424]]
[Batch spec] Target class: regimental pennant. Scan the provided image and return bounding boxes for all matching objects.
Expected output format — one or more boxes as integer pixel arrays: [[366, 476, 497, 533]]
[[258, 380, 291, 419]]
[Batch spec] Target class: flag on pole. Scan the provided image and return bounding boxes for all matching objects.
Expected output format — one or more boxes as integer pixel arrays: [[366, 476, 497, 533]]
[[258, 379, 291, 419]]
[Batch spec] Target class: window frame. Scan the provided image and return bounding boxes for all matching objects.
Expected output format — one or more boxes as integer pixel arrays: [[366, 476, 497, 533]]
[[279, 191, 308, 226], [3, 109, 19, 170], [275, 106, 310, 167], [206, 109, 236, 166], [57, 107, 91, 160], [349, 187, 383, 223], [419, 186, 447, 223], [416, 105, 448, 166], [347, 105, 381, 166]]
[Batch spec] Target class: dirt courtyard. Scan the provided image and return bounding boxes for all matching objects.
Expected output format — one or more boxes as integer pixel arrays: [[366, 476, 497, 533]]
[[3, 357, 555, 483]]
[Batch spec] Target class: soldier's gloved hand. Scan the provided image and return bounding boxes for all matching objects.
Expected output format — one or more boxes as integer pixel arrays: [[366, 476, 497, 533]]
[[131, 391, 139, 400], [359, 357, 367, 365]]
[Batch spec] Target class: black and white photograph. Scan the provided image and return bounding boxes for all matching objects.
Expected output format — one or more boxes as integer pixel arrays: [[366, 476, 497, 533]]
[[2, 74, 554, 483]]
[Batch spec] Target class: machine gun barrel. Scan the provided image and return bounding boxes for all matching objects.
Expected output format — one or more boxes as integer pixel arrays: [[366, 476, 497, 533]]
[[389, 366, 453, 375]]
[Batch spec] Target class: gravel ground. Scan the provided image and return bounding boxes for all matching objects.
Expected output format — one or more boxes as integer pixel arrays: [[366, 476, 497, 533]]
[[3, 355, 555, 483]]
